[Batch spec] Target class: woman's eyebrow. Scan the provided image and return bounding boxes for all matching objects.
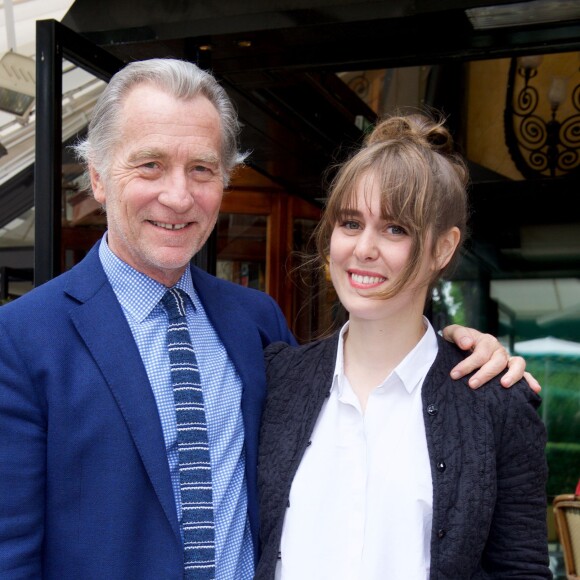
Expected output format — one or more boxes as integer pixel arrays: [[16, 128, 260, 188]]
[[337, 208, 363, 219]]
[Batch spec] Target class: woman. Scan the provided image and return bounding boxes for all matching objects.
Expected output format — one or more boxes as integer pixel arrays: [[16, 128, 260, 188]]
[[257, 114, 550, 579]]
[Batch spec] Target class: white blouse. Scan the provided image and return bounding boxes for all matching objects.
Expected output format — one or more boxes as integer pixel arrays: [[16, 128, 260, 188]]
[[276, 319, 439, 580]]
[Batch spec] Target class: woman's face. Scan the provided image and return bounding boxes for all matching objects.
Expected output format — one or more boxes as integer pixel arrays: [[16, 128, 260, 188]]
[[328, 172, 436, 323]]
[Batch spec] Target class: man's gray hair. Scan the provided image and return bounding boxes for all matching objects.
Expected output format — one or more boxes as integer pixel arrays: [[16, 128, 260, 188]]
[[75, 58, 246, 187]]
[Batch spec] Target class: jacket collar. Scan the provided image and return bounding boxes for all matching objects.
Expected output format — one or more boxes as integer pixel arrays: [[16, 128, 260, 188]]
[[64, 244, 182, 542]]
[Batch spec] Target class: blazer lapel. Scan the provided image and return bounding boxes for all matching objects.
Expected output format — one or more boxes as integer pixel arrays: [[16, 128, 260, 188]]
[[65, 247, 181, 542]]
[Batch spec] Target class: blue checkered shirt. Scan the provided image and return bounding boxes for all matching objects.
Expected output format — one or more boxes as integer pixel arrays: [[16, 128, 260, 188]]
[[99, 236, 254, 580]]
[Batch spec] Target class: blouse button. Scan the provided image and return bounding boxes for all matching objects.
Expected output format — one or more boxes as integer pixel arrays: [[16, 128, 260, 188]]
[[437, 461, 446, 472], [427, 403, 438, 416], [437, 529, 446, 539]]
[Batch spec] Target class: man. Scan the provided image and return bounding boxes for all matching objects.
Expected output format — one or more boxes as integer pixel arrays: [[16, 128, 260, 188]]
[[0, 59, 531, 579]]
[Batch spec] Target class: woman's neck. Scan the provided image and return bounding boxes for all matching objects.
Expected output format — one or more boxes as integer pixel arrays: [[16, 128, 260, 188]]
[[343, 309, 427, 412]]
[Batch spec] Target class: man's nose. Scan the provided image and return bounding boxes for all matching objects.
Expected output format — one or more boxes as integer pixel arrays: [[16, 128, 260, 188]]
[[158, 171, 195, 212]]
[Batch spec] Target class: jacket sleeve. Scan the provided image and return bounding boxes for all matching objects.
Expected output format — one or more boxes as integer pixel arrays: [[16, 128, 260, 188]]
[[0, 316, 46, 578], [482, 382, 551, 578], [265, 296, 297, 347]]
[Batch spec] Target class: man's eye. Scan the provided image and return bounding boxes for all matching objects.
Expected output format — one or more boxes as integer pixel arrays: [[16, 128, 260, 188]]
[[141, 162, 159, 170], [192, 165, 218, 181]]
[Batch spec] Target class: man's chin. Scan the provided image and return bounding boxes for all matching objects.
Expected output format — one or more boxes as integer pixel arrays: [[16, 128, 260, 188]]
[[139, 252, 196, 282], [155, 257, 195, 273]]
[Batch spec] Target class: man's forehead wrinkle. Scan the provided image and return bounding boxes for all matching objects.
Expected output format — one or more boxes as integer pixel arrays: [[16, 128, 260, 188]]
[[126, 145, 221, 165]]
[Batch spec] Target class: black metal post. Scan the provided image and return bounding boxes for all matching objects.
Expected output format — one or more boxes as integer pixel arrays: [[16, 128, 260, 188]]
[[33, 20, 124, 286], [0, 267, 7, 300], [34, 20, 62, 286]]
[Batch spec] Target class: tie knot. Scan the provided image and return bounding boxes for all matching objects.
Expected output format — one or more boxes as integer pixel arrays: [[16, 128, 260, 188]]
[[161, 288, 188, 322]]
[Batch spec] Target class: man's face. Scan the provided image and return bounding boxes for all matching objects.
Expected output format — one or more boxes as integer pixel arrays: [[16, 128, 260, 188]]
[[91, 83, 224, 287]]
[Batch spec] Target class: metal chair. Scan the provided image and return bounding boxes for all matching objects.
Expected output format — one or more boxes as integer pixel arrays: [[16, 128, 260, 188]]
[[554, 494, 580, 580]]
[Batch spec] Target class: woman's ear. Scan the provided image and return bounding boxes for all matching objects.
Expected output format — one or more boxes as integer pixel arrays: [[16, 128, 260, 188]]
[[434, 227, 461, 271]]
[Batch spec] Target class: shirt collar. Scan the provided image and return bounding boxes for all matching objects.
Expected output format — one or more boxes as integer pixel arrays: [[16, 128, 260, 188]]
[[394, 319, 438, 394], [98, 233, 198, 322], [332, 321, 349, 396], [332, 317, 439, 396]]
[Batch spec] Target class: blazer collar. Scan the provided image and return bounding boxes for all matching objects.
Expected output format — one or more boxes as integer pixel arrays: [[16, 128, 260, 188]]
[[64, 245, 181, 543]]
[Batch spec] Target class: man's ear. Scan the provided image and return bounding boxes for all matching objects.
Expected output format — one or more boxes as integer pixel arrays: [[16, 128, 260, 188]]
[[434, 227, 461, 271], [89, 165, 106, 205]]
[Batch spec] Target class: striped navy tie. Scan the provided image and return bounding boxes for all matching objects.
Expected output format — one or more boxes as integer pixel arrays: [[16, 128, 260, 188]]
[[162, 288, 216, 580]]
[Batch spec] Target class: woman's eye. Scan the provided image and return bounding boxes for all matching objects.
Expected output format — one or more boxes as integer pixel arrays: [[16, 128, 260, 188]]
[[387, 224, 407, 236], [342, 220, 360, 230]]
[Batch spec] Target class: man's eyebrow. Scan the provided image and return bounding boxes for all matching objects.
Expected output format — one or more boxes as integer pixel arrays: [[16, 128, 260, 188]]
[[127, 150, 221, 166], [128, 149, 164, 163], [192, 153, 221, 166]]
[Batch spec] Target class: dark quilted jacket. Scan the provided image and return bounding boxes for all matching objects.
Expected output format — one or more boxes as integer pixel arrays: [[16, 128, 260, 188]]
[[256, 334, 551, 579]]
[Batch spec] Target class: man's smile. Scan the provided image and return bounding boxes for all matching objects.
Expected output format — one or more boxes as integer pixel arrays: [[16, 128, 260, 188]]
[[149, 220, 190, 231]]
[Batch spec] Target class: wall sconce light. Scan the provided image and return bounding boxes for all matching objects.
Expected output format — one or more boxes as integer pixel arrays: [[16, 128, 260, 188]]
[[0, 52, 36, 122], [504, 53, 580, 178]]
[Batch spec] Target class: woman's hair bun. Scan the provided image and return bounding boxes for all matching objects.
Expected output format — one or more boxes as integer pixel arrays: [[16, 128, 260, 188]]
[[365, 113, 455, 155]]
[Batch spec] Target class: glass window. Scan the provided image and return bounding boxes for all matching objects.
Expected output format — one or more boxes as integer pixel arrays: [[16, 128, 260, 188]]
[[216, 213, 267, 291], [441, 278, 580, 506], [290, 217, 338, 343]]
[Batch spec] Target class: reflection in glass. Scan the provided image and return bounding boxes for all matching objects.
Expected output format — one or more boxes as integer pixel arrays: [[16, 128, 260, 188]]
[[444, 278, 580, 503], [216, 213, 267, 291]]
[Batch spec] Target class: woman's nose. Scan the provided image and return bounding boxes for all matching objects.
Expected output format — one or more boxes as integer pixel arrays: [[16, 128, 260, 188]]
[[353, 229, 379, 261]]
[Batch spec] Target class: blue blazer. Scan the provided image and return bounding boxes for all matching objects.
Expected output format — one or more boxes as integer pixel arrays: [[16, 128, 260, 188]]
[[0, 244, 295, 579]]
